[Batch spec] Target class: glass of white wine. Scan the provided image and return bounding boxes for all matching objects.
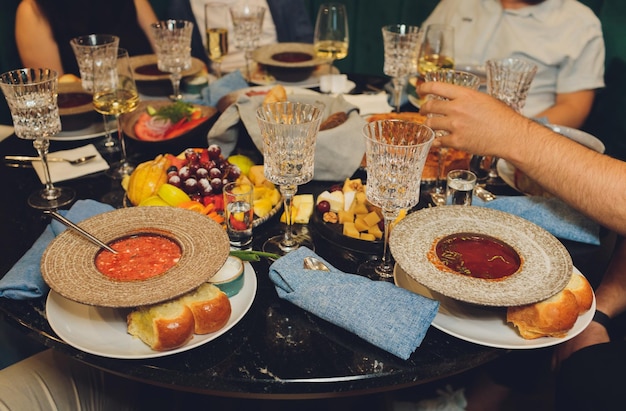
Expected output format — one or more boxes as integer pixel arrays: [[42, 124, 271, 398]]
[[417, 24, 455, 78], [0, 68, 75, 209], [313, 3, 349, 74], [92, 48, 139, 179], [204, 2, 229, 79]]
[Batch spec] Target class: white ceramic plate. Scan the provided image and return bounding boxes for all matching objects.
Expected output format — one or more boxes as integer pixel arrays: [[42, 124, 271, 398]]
[[49, 122, 107, 141], [394, 264, 595, 349], [46, 262, 257, 359], [390, 206, 573, 306], [497, 123, 605, 194]]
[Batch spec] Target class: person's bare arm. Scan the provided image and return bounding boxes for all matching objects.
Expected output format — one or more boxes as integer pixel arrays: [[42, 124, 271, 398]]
[[418, 82, 626, 235], [15, 0, 64, 74], [134, 0, 158, 52], [534, 89, 595, 129]]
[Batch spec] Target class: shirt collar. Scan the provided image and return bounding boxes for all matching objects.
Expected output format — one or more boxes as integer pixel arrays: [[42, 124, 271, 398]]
[[482, 0, 561, 23]]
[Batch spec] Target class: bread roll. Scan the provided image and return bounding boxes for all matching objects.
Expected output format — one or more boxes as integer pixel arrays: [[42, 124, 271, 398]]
[[127, 301, 195, 351], [320, 111, 348, 131], [566, 272, 594, 314], [507, 272, 594, 339], [180, 283, 232, 334], [507, 289, 579, 339], [263, 84, 287, 104]]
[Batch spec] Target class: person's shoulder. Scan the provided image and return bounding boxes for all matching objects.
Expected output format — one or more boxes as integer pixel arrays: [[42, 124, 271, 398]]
[[555, 0, 601, 23]]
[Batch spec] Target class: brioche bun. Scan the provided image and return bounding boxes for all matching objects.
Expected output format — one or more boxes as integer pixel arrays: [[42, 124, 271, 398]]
[[127, 283, 232, 350], [127, 301, 195, 351], [181, 283, 232, 334], [263, 84, 287, 104], [507, 272, 593, 339]]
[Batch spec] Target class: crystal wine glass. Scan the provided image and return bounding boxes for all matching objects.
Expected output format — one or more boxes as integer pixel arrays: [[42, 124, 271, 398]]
[[256, 101, 324, 256], [422, 69, 480, 205], [0, 68, 75, 209], [92, 48, 139, 179], [204, 2, 229, 79], [229, 3, 265, 81], [483, 57, 537, 185], [359, 119, 434, 279], [382, 24, 421, 112], [151, 19, 194, 101], [313, 3, 349, 74], [417, 24, 455, 78], [70, 34, 120, 153]]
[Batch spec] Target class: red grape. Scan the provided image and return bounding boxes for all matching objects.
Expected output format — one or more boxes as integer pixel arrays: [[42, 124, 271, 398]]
[[317, 200, 330, 214]]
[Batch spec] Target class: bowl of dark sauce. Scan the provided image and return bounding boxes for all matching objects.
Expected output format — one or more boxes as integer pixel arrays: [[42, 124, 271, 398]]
[[252, 43, 331, 82]]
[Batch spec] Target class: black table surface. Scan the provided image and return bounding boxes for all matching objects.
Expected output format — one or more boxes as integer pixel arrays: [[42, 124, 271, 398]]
[[0, 94, 614, 399]]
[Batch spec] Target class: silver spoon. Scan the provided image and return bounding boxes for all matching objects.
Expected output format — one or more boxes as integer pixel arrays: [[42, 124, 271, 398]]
[[44, 210, 118, 254], [4, 154, 96, 165], [303, 256, 330, 271]]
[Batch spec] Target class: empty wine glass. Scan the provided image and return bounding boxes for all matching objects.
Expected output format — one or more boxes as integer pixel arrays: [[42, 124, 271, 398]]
[[313, 3, 349, 74], [382, 24, 421, 112], [70, 34, 120, 153], [204, 2, 230, 79], [151, 20, 194, 101], [0, 68, 75, 209], [483, 57, 537, 185], [229, 3, 265, 81], [359, 120, 434, 279], [92, 48, 139, 179], [256, 102, 324, 256], [417, 24, 455, 78], [423, 69, 480, 205]]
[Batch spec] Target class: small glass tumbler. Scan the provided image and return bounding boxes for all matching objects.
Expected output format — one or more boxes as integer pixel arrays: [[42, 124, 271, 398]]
[[446, 169, 477, 206], [223, 181, 254, 249]]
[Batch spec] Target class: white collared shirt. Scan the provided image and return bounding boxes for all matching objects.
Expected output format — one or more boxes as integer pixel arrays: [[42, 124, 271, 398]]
[[421, 0, 605, 117]]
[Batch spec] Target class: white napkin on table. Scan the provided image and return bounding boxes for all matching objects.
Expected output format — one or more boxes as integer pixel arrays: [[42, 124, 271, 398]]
[[32, 144, 109, 183], [342, 92, 394, 115]]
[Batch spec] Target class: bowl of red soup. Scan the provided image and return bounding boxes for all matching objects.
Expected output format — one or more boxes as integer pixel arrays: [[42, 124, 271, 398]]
[[40, 206, 230, 307], [57, 81, 98, 131], [252, 43, 331, 82]]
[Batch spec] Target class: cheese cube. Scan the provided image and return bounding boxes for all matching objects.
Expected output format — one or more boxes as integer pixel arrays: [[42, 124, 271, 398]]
[[343, 222, 360, 239]]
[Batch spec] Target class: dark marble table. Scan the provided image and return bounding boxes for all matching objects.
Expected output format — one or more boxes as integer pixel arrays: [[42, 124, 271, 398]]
[[0, 109, 614, 399]]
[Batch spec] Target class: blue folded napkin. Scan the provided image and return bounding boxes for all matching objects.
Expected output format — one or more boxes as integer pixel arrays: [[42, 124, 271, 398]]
[[269, 247, 440, 360], [475, 196, 600, 245], [187, 70, 249, 107], [0, 199, 115, 299]]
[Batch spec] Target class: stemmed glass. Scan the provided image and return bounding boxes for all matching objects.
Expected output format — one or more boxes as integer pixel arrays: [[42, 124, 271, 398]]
[[70, 34, 120, 153], [229, 3, 265, 81], [382, 24, 421, 112], [359, 120, 434, 279], [313, 3, 349, 74], [483, 57, 537, 184], [417, 24, 455, 78], [204, 2, 230, 79], [0, 68, 75, 209], [92, 48, 139, 180], [256, 101, 324, 256], [423, 69, 480, 205], [151, 20, 194, 101]]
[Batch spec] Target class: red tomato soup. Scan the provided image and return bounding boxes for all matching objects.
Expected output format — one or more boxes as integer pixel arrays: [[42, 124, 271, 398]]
[[433, 232, 521, 280], [95, 233, 181, 281]]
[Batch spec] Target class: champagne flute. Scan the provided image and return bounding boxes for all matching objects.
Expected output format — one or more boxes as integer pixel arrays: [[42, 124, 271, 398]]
[[229, 3, 265, 81], [417, 24, 455, 78], [358, 120, 434, 279], [151, 20, 194, 101], [70, 34, 120, 153], [0, 68, 75, 209], [256, 102, 324, 256], [204, 2, 229, 79], [423, 69, 480, 205], [92, 48, 139, 179], [382, 24, 421, 112], [313, 3, 349, 74]]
